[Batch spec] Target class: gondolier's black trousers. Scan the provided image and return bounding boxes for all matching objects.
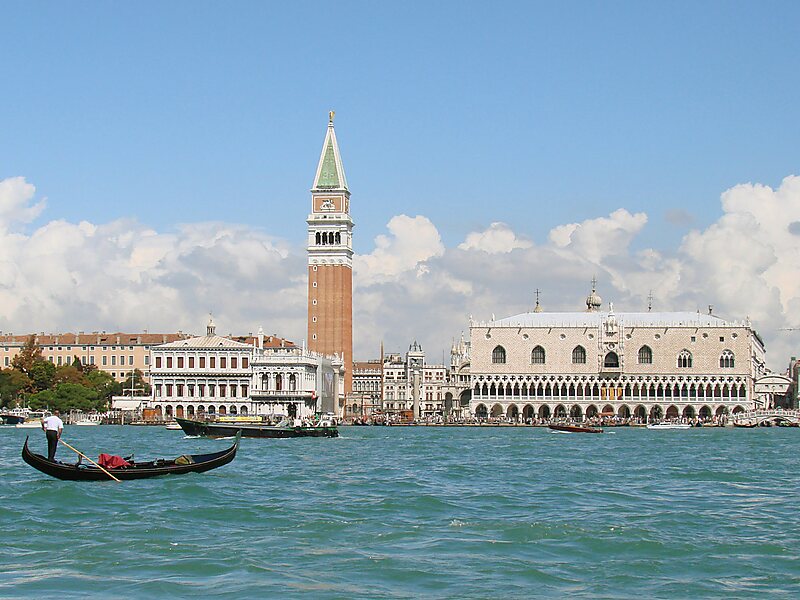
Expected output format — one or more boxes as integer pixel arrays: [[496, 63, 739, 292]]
[[46, 430, 59, 461]]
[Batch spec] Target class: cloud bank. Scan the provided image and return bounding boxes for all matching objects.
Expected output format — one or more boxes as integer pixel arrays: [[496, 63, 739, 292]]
[[1, 175, 798, 371]]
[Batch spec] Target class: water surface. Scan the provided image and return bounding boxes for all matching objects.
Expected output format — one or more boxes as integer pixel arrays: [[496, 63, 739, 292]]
[[1, 425, 798, 598]]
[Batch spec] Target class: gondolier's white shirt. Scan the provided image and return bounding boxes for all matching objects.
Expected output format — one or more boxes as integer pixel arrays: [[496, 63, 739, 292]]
[[43, 415, 63, 431]]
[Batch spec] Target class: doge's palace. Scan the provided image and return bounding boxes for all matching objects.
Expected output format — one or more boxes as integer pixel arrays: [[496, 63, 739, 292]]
[[469, 284, 768, 423]]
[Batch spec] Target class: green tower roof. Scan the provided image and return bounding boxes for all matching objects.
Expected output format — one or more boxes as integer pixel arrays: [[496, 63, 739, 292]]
[[312, 114, 348, 191], [316, 139, 340, 188]]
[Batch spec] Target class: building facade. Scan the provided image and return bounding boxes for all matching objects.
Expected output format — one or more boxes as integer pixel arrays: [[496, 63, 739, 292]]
[[307, 111, 354, 402], [148, 320, 344, 419], [347, 360, 383, 419], [381, 343, 448, 420], [0, 331, 188, 382], [150, 319, 254, 419], [469, 288, 768, 423]]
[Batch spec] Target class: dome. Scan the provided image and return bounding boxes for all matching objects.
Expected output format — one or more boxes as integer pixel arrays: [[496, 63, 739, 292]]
[[585, 280, 602, 312]]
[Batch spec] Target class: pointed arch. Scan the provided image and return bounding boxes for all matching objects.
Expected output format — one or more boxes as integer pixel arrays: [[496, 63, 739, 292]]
[[720, 349, 735, 368], [572, 345, 586, 364], [638, 345, 653, 364], [677, 349, 693, 368], [531, 345, 546, 364], [492, 345, 506, 364]]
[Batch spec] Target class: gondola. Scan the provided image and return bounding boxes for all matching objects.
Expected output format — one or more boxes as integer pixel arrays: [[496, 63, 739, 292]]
[[21, 434, 240, 481], [548, 423, 604, 434]]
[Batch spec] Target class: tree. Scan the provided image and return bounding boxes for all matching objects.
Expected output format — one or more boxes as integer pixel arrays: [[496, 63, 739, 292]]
[[53, 383, 102, 412], [27, 389, 56, 411], [121, 369, 151, 396], [54, 365, 87, 386], [29, 360, 56, 392], [0, 369, 32, 408], [85, 370, 121, 404], [11, 335, 43, 375], [29, 384, 102, 412]]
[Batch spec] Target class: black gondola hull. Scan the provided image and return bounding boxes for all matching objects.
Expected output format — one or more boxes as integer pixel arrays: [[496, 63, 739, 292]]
[[175, 417, 338, 439], [22, 435, 239, 481]]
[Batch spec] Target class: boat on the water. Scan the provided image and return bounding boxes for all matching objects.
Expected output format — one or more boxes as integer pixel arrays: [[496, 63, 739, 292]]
[[548, 423, 603, 434], [21, 434, 239, 481], [73, 419, 100, 426], [175, 417, 339, 439], [165, 421, 183, 430], [646, 423, 692, 430]]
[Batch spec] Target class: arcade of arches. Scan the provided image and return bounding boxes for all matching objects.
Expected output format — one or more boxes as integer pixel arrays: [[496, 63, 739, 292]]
[[472, 402, 745, 422], [153, 403, 251, 419], [471, 374, 750, 421]]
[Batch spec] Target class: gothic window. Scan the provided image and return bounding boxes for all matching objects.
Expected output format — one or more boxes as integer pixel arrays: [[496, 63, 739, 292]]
[[677, 350, 693, 368], [315, 232, 321, 245], [335, 232, 341, 244], [638, 345, 653, 364], [531, 346, 546, 364], [604, 352, 619, 368], [491, 345, 506, 364], [720, 349, 735, 368], [572, 345, 586, 364]]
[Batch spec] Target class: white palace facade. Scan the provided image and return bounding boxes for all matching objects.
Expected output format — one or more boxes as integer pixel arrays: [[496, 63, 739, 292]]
[[469, 288, 768, 423], [148, 319, 343, 420]]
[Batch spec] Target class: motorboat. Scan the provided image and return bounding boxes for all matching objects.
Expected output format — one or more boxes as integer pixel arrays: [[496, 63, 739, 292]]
[[176, 417, 338, 439], [548, 423, 603, 434], [646, 423, 692, 430]]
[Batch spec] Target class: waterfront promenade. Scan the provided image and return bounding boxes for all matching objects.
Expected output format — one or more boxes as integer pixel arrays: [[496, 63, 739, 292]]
[[2, 425, 798, 598]]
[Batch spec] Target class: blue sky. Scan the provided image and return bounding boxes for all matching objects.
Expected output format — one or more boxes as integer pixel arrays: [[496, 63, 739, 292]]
[[1, 2, 799, 364], [4, 2, 798, 250]]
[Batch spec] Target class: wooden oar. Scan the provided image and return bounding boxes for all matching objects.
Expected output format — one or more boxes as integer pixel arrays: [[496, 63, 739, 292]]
[[59, 439, 122, 483]]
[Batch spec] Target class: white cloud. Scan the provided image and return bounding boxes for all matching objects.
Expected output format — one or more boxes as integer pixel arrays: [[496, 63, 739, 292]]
[[2, 175, 799, 371], [458, 222, 532, 254], [354, 215, 444, 285], [0, 176, 46, 226], [0, 179, 304, 343]]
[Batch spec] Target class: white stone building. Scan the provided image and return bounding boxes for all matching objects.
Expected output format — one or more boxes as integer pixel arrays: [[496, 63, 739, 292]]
[[149, 319, 254, 419], [249, 332, 343, 419], [382, 342, 448, 419], [148, 320, 344, 420], [469, 287, 768, 423]]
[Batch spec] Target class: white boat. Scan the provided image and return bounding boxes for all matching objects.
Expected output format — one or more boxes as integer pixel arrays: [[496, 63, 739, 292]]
[[15, 419, 43, 429], [73, 419, 100, 426], [646, 423, 692, 430], [165, 422, 182, 430]]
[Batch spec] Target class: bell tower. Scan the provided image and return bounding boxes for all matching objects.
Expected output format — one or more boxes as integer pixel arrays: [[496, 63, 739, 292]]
[[307, 111, 354, 398]]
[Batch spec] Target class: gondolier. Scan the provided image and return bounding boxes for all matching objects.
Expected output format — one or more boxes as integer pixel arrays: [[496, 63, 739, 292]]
[[41, 411, 64, 461]]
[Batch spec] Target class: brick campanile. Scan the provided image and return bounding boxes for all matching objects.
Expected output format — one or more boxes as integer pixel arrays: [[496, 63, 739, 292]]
[[307, 111, 354, 396]]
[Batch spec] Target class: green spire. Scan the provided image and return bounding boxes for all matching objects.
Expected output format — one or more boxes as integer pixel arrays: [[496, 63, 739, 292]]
[[316, 139, 340, 188], [312, 113, 348, 191]]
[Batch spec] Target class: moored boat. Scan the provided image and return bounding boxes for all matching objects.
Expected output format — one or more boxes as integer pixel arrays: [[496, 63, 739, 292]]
[[21, 434, 239, 481], [548, 423, 603, 434], [646, 423, 692, 430], [176, 417, 339, 439]]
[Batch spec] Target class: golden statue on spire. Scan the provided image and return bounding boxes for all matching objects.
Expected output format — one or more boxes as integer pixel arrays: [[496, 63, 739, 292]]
[[329, 110, 335, 124]]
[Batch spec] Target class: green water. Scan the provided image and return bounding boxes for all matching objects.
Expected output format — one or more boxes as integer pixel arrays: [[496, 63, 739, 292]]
[[1, 426, 798, 598]]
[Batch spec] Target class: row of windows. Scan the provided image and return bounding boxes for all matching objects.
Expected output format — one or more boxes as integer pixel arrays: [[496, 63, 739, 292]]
[[155, 383, 249, 398], [492, 345, 735, 368], [315, 231, 342, 245], [154, 356, 249, 369]]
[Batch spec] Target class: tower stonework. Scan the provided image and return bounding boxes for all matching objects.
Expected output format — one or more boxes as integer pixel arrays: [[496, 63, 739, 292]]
[[307, 112, 354, 398]]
